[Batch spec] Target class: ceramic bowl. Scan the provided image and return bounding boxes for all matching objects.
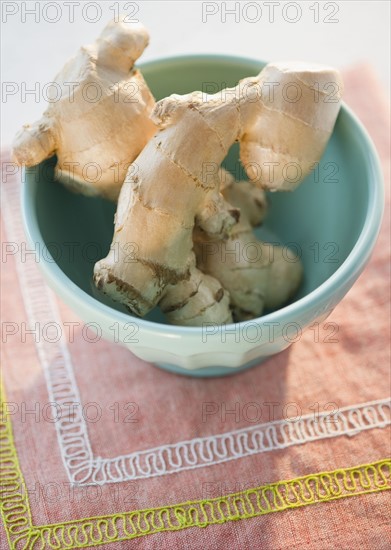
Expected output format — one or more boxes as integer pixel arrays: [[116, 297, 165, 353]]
[[22, 55, 384, 376]]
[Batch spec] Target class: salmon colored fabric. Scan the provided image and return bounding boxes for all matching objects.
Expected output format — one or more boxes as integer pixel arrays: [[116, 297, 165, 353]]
[[1, 64, 390, 549]]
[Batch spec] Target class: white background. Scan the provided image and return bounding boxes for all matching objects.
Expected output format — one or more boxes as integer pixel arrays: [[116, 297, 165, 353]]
[[1, 0, 390, 145]]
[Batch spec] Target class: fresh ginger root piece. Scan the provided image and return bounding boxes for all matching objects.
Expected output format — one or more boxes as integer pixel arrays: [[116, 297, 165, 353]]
[[93, 90, 245, 323], [239, 61, 343, 191], [160, 255, 232, 326], [12, 18, 156, 201], [94, 61, 341, 325], [195, 169, 303, 321], [263, 246, 303, 311]]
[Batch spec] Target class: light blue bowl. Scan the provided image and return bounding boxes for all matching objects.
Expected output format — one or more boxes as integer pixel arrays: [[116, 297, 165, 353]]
[[22, 55, 384, 377]]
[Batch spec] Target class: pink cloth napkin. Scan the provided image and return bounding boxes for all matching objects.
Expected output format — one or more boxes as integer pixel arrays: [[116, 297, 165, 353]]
[[1, 64, 390, 549]]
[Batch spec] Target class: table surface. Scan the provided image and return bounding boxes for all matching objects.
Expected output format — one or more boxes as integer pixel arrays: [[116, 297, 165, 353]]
[[1, 3, 390, 549]]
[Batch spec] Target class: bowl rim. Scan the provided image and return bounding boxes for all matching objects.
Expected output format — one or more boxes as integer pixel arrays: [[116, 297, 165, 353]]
[[21, 54, 385, 338]]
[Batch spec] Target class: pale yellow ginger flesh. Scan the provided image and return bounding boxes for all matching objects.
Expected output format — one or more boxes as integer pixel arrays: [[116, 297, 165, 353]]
[[195, 169, 303, 321], [11, 18, 156, 201]]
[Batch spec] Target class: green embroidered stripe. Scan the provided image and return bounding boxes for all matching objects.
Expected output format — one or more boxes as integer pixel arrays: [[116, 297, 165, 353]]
[[0, 385, 34, 549], [1, 385, 390, 549]]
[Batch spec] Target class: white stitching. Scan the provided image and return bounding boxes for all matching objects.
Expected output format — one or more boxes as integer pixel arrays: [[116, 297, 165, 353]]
[[2, 172, 390, 486]]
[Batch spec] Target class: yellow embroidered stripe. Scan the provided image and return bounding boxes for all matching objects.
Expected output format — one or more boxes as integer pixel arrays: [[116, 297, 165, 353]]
[[1, 385, 390, 549]]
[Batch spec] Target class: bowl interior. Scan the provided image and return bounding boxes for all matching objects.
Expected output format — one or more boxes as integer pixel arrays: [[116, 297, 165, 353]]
[[27, 56, 370, 325]]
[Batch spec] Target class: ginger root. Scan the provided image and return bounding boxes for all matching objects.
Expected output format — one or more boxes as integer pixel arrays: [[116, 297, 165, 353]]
[[239, 61, 343, 191], [11, 12, 343, 326], [195, 170, 303, 321], [93, 90, 244, 323], [12, 18, 156, 200], [159, 254, 232, 326], [94, 60, 341, 325]]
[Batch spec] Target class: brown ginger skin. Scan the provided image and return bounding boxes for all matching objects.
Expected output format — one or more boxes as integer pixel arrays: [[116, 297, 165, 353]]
[[159, 255, 232, 326]]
